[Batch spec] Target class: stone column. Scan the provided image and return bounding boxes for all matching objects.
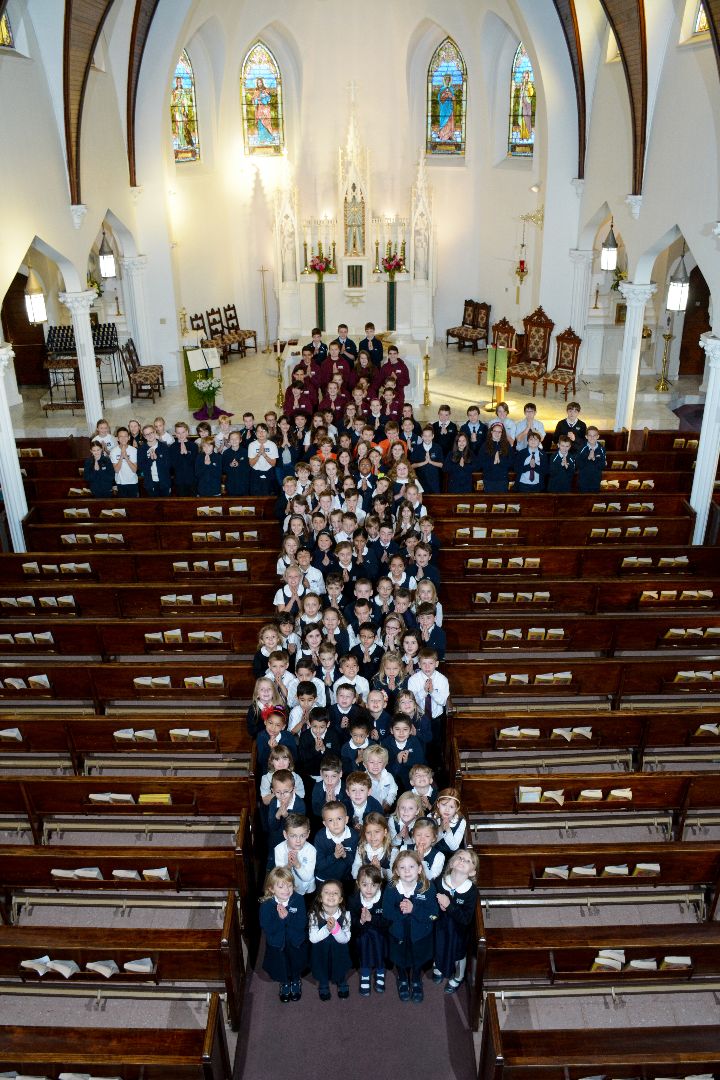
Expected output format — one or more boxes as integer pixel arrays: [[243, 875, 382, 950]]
[[59, 289, 103, 431], [0, 344, 29, 551], [120, 255, 153, 365], [614, 282, 657, 432], [690, 335, 720, 544], [568, 249, 594, 374], [0, 341, 23, 407]]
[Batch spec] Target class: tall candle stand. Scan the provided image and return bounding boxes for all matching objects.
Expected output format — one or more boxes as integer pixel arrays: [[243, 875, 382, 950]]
[[374, 240, 381, 274], [258, 265, 272, 353], [656, 331, 673, 392], [276, 349, 284, 409]]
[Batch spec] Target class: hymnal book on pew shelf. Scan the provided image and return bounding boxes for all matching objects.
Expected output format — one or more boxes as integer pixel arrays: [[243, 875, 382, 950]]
[[591, 949, 625, 970], [0, 727, 22, 741], [144, 632, 163, 645], [163, 629, 182, 643], [695, 723, 720, 736], [193, 561, 210, 572], [89, 792, 135, 804], [232, 558, 248, 572], [138, 794, 172, 805], [85, 959, 120, 978], [659, 955, 692, 969], [229, 505, 253, 515], [627, 958, 657, 970], [46, 959, 81, 978], [141, 867, 170, 882], [20, 954, 51, 975], [578, 789, 603, 801], [607, 788, 633, 801], [111, 869, 141, 880], [172, 561, 190, 572], [632, 862, 661, 876], [123, 957, 154, 973], [186, 676, 206, 690], [542, 865, 569, 879], [22, 561, 39, 574], [497, 592, 514, 603], [4, 678, 27, 690], [197, 505, 222, 517], [499, 726, 540, 739], [570, 865, 597, 877], [509, 672, 529, 684], [505, 629, 522, 641], [602, 864, 629, 876], [541, 790, 565, 805], [518, 785, 542, 803]]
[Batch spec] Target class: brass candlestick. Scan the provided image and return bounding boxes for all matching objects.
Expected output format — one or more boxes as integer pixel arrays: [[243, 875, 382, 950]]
[[423, 352, 431, 407], [374, 240, 381, 274], [592, 286, 600, 309], [301, 241, 309, 274], [276, 352, 284, 408], [656, 331, 673, 392]]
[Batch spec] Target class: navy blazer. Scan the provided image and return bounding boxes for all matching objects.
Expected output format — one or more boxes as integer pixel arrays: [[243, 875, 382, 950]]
[[314, 827, 359, 882], [513, 446, 548, 490], [410, 443, 445, 494], [359, 336, 384, 368], [169, 439, 198, 488], [382, 881, 438, 942], [259, 892, 307, 948], [137, 441, 172, 487], [83, 456, 115, 497]]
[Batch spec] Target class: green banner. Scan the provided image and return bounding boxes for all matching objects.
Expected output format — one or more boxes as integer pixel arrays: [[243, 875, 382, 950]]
[[486, 345, 508, 387]]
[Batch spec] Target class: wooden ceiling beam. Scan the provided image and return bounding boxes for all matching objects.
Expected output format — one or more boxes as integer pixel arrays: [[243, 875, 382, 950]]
[[598, 0, 648, 196], [551, 0, 587, 179], [126, 0, 160, 188]]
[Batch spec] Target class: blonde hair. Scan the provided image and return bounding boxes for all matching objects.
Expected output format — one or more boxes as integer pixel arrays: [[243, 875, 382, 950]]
[[395, 791, 422, 819], [268, 746, 295, 770], [261, 865, 295, 901], [363, 744, 389, 766], [252, 676, 283, 709], [377, 650, 403, 678], [257, 623, 281, 649], [391, 849, 430, 893], [446, 848, 479, 883]]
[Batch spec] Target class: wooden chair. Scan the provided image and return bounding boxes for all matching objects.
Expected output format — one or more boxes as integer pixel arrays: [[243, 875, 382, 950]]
[[125, 337, 165, 389], [205, 309, 231, 364], [224, 304, 258, 353], [543, 325, 582, 400], [479, 316, 517, 383], [120, 344, 162, 404], [447, 299, 489, 354], [506, 305, 555, 395]]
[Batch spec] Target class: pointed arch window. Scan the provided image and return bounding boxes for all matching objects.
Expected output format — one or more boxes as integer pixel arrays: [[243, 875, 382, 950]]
[[171, 50, 200, 163], [508, 43, 536, 157], [0, 12, 14, 48], [694, 3, 709, 33], [241, 42, 285, 155], [426, 37, 467, 156]]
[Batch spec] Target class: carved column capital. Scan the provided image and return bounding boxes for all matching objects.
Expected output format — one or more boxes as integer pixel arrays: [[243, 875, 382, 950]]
[[59, 289, 97, 314]]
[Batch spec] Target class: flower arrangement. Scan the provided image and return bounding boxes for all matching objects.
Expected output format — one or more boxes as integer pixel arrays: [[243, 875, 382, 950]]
[[193, 375, 222, 406], [382, 253, 405, 280], [87, 274, 103, 299], [309, 254, 335, 281], [611, 267, 627, 292]]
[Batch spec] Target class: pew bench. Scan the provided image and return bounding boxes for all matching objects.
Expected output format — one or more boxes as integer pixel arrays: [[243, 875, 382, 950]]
[[423, 491, 692, 520], [438, 543, 717, 581], [0, 889, 245, 1028], [478, 991, 720, 1080], [1, 548, 278, 585], [432, 514, 694, 547], [470, 469, 694, 494], [0, 583, 274, 620], [0, 990, 232, 1080], [23, 518, 280, 552], [25, 495, 275, 523]]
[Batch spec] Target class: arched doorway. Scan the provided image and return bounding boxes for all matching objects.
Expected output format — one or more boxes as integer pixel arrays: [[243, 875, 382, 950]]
[[679, 265, 711, 378], [1, 272, 47, 386]]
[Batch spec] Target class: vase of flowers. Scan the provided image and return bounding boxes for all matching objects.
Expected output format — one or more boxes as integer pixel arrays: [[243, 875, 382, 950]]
[[381, 253, 405, 282], [193, 375, 223, 420]]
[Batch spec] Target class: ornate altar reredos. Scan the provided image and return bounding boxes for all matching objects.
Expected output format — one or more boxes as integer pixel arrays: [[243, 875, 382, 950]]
[[274, 96, 435, 341]]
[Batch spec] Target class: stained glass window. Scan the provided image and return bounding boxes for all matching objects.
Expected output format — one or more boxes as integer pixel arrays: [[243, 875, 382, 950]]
[[241, 42, 284, 155], [508, 43, 536, 158], [426, 38, 467, 156], [694, 3, 709, 33], [0, 12, 14, 48], [171, 50, 200, 163]]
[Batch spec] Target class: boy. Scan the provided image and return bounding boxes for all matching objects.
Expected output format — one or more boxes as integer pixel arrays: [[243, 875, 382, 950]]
[[169, 421, 198, 496], [109, 427, 139, 497], [314, 801, 358, 886], [333, 654, 370, 703], [362, 744, 398, 811], [407, 647, 450, 750], [266, 649, 294, 702], [547, 435, 576, 493], [392, 588, 417, 629], [416, 602, 446, 659], [412, 544, 441, 589], [296, 547, 325, 595], [138, 424, 172, 496], [365, 688, 393, 741], [304, 327, 328, 361], [418, 516, 440, 563], [513, 430, 547, 492], [240, 411, 256, 445], [409, 763, 437, 813], [460, 405, 487, 451], [287, 679, 320, 737], [359, 322, 383, 368], [514, 402, 546, 451], [266, 769, 307, 850], [410, 425, 444, 494], [334, 322, 357, 362], [296, 709, 342, 786], [194, 436, 223, 497], [269, 813, 316, 897], [311, 755, 344, 817], [341, 718, 373, 775], [275, 474, 299, 521], [382, 715, 426, 793], [256, 712, 297, 775], [350, 623, 383, 681], [369, 521, 400, 566], [379, 346, 410, 399], [554, 401, 587, 455], [343, 771, 383, 828], [576, 425, 606, 493], [221, 429, 250, 497], [432, 404, 458, 459], [329, 682, 363, 732]]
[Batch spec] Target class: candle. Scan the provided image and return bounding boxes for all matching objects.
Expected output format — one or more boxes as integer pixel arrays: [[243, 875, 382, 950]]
[[276, 338, 280, 355], [425, 336, 431, 355]]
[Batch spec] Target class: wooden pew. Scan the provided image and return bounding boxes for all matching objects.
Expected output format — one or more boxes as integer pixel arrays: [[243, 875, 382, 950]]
[[0, 583, 273, 620], [17, 436, 90, 459], [0, 549, 278, 585], [641, 430, 699, 452], [478, 991, 720, 1080], [0, 991, 232, 1079], [23, 518, 280, 552], [0, 890, 245, 1028], [470, 470, 693, 494], [25, 495, 276, 522], [431, 514, 694, 546], [424, 492, 692, 520]]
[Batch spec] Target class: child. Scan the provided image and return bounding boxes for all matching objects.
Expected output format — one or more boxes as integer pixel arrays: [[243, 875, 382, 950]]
[[260, 746, 306, 806], [349, 865, 389, 996], [553, 400, 587, 455], [432, 849, 479, 994], [407, 647, 450, 751], [252, 625, 281, 680], [433, 788, 468, 853], [364, 688, 393, 741], [383, 716, 426, 792], [363, 744, 398, 812], [329, 683, 363, 733], [296, 710, 343, 787], [256, 711, 295, 774], [170, 422, 198, 496], [308, 880, 352, 1000], [371, 651, 408, 713], [277, 534, 300, 577], [298, 591, 324, 635], [270, 812, 316, 898], [352, 812, 395, 882], [341, 719, 373, 776], [311, 756, 345, 818], [259, 866, 308, 1003], [83, 440, 115, 497], [266, 770, 307, 852], [547, 435, 576, 493], [246, 677, 285, 739], [314, 801, 358, 887], [343, 771, 383, 828], [383, 849, 439, 1002], [400, 629, 422, 677], [277, 613, 301, 664], [513, 430, 547, 493], [403, 817, 446, 881], [409, 763, 437, 813], [287, 679, 319, 737], [221, 429, 250, 496], [576, 425, 606, 493], [388, 791, 423, 848], [274, 564, 306, 617], [194, 437, 223, 497], [414, 578, 444, 627], [415, 602, 446, 659], [92, 418, 116, 453]]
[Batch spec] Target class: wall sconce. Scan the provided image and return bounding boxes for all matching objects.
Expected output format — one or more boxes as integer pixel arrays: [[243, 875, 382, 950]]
[[24, 265, 47, 325], [98, 230, 116, 279], [600, 217, 618, 271], [666, 241, 689, 312]]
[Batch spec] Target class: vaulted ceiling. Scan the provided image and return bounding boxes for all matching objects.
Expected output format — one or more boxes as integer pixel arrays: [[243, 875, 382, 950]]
[[3, 0, 719, 207]]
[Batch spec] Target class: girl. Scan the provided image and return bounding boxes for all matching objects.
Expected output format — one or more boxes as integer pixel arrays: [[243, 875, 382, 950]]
[[380, 614, 405, 652], [213, 414, 235, 452], [127, 418, 145, 448], [495, 400, 517, 444], [432, 849, 479, 994], [395, 689, 427, 744], [308, 880, 352, 1000], [433, 788, 468, 853], [277, 612, 301, 664], [83, 440, 115, 498], [404, 818, 446, 881], [285, 514, 310, 544], [259, 866, 308, 1003], [298, 591, 323, 634], [194, 437, 223, 497], [349, 864, 389, 996], [394, 501, 419, 546], [352, 812, 395, 882], [253, 624, 281, 679], [388, 792, 423, 848], [388, 460, 422, 503], [443, 432, 477, 495], [371, 651, 408, 714], [248, 422, 279, 495], [401, 630, 423, 677], [298, 624, 324, 668], [414, 579, 444, 628], [246, 676, 285, 738], [313, 530, 338, 576], [373, 577, 395, 622], [194, 421, 212, 443], [260, 746, 305, 805], [383, 850, 439, 1002], [477, 421, 513, 494], [277, 534, 300, 577], [275, 415, 299, 489], [273, 564, 306, 617], [321, 605, 350, 658], [388, 555, 417, 593], [92, 418, 116, 452]]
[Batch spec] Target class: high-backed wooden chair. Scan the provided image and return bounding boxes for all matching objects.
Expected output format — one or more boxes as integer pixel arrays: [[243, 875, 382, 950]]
[[447, 300, 490, 354], [205, 309, 231, 364], [124, 337, 165, 389], [543, 326, 582, 399], [224, 304, 258, 354], [190, 312, 209, 338], [479, 316, 518, 384], [120, 345, 162, 404], [506, 305, 555, 394]]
